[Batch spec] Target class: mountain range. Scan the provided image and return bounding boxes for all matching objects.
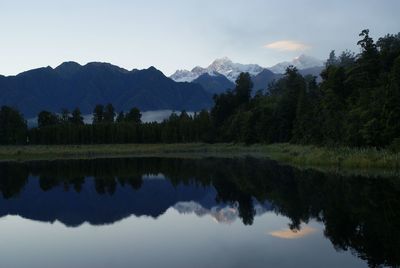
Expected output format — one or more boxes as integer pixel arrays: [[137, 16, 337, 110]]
[[171, 57, 264, 83], [0, 62, 213, 117], [172, 55, 324, 94], [0, 55, 324, 117], [171, 54, 324, 82]]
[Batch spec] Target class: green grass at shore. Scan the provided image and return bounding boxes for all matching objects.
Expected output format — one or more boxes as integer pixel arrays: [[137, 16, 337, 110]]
[[0, 143, 264, 161], [262, 144, 400, 178], [0, 143, 399, 172], [264, 143, 400, 170]]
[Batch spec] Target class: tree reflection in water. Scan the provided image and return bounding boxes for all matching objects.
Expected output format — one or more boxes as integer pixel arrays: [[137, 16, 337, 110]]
[[0, 157, 399, 267]]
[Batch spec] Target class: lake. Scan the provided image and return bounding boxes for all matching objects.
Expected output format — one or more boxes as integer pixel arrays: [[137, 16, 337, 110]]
[[0, 157, 398, 268]]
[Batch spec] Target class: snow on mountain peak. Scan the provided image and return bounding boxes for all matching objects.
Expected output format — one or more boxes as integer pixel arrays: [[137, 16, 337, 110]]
[[171, 57, 264, 83], [169, 69, 198, 82], [210, 57, 234, 68], [269, 54, 324, 74], [170, 55, 324, 82]]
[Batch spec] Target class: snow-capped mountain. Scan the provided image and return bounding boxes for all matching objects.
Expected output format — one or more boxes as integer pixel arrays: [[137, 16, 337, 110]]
[[170, 69, 198, 82], [269, 54, 324, 74], [171, 57, 264, 83], [171, 55, 324, 86]]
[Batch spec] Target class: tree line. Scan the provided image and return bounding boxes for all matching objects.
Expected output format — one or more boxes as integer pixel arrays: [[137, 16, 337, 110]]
[[28, 103, 212, 144], [0, 30, 399, 148]]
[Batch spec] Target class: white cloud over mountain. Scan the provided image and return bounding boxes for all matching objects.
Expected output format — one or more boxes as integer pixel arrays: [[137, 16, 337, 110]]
[[264, 40, 311, 52]]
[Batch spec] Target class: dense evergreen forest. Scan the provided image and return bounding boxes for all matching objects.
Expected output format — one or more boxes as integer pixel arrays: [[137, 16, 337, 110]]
[[1, 30, 399, 148]]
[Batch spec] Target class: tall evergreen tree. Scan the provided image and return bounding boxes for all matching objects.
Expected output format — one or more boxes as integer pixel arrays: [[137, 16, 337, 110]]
[[382, 56, 400, 144], [274, 67, 305, 142], [234, 72, 253, 106], [104, 103, 115, 123], [326, 50, 338, 67], [116, 111, 125, 123], [93, 105, 104, 124], [60, 109, 71, 124], [125, 108, 141, 124], [38, 111, 59, 128], [0, 106, 27, 144], [71, 108, 84, 125]]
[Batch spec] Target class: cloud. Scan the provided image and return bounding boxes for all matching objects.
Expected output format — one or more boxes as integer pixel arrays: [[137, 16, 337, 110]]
[[268, 226, 317, 239], [264, 40, 311, 52]]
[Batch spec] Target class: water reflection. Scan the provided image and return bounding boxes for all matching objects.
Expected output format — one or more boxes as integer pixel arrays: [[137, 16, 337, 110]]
[[269, 226, 317, 239], [0, 157, 399, 267]]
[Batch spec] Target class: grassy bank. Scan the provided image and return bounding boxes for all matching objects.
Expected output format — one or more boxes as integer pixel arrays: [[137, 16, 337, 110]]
[[0, 143, 399, 171], [0, 143, 264, 161], [263, 143, 400, 174]]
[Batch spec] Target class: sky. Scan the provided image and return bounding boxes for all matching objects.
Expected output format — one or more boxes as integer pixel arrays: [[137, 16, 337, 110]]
[[0, 0, 399, 76]]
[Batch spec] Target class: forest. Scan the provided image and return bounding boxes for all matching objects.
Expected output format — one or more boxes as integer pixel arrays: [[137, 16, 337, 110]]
[[1, 30, 399, 149]]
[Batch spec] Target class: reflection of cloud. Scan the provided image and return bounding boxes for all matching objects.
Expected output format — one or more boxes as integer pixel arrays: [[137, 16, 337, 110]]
[[269, 226, 317, 239], [264, 40, 310, 52]]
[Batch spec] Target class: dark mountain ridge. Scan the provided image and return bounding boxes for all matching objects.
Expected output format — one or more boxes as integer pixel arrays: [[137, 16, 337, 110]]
[[252, 69, 282, 93], [192, 73, 235, 95], [0, 62, 213, 117]]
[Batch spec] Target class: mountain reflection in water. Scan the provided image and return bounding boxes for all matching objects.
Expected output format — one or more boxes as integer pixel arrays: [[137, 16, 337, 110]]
[[0, 157, 399, 267]]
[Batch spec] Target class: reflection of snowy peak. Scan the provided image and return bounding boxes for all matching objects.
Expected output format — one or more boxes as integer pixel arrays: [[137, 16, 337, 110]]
[[173, 200, 272, 224], [269, 54, 324, 74], [171, 57, 264, 83], [174, 201, 238, 224], [174, 201, 209, 217]]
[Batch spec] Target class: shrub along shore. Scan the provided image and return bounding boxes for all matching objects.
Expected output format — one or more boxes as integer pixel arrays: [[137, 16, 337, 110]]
[[0, 143, 398, 172]]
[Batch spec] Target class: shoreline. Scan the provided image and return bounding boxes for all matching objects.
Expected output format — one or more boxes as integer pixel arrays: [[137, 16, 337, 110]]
[[0, 143, 398, 175]]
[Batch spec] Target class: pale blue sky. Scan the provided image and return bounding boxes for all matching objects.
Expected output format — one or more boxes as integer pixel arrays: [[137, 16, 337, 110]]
[[1, 0, 399, 76]]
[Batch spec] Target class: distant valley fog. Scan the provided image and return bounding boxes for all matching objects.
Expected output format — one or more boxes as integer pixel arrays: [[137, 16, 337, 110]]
[[27, 110, 195, 128]]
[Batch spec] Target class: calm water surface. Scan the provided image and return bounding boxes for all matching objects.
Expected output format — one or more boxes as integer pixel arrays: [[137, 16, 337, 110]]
[[0, 157, 398, 268]]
